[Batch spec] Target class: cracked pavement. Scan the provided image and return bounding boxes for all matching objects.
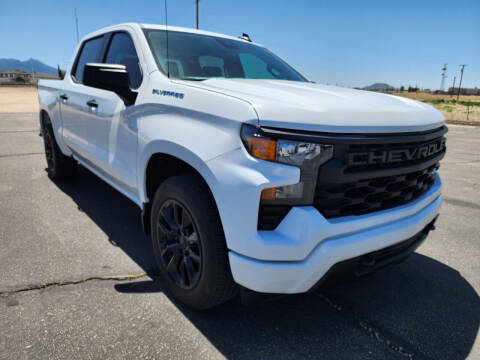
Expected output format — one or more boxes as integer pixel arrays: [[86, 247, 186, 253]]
[[0, 112, 479, 359]]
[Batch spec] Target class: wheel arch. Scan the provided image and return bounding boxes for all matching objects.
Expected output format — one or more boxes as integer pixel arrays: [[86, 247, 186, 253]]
[[38, 102, 72, 156], [139, 143, 223, 235], [39, 109, 49, 133], [39, 108, 64, 152]]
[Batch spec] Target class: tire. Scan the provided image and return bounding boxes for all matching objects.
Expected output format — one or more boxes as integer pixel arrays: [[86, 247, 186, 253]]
[[42, 117, 77, 180], [150, 174, 238, 310]]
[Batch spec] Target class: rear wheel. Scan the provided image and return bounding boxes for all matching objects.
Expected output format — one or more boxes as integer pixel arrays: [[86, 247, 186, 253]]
[[151, 174, 237, 310], [42, 117, 77, 180]]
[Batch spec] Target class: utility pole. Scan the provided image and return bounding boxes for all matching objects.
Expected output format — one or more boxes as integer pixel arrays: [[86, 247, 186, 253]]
[[457, 64, 467, 100], [451, 76, 456, 97], [196, 0, 199, 29], [74, 8, 79, 43], [440, 64, 447, 92], [31, 62, 35, 85]]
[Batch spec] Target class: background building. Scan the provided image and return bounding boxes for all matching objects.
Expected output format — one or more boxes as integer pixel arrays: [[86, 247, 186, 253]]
[[0, 70, 58, 84]]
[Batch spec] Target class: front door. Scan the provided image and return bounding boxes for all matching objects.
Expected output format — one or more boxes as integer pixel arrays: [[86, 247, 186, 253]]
[[84, 31, 143, 194], [62, 31, 143, 195]]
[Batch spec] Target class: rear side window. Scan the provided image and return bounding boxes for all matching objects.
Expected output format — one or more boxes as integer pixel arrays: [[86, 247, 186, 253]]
[[105, 32, 142, 89], [72, 36, 104, 83]]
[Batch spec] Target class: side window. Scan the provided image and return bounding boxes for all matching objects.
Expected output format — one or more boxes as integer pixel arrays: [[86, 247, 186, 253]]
[[105, 32, 142, 89], [72, 36, 104, 83]]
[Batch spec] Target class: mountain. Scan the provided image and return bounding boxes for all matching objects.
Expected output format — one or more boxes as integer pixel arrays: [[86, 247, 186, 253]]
[[363, 83, 394, 91], [0, 58, 57, 75]]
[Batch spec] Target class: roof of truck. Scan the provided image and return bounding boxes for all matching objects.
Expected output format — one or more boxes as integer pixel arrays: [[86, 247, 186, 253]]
[[81, 23, 259, 46]]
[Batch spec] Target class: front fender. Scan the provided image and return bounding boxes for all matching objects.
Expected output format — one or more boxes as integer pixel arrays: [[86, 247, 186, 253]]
[[137, 139, 223, 205], [135, 101, 256, 203]]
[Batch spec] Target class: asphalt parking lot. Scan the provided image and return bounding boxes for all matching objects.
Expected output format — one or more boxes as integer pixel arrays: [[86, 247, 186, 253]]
[[0, 112, 479, 360]]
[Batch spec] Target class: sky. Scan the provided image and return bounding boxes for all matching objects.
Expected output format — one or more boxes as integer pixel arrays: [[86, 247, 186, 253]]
[[0, 0, 478, 89]]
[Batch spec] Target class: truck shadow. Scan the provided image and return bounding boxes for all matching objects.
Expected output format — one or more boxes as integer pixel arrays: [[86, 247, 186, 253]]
[[53, 166, 480, 360]]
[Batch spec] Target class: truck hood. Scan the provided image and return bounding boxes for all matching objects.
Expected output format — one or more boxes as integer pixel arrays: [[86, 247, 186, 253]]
[[185, 79, 444, 133]]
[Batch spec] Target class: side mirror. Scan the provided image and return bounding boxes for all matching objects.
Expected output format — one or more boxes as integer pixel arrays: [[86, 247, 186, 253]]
[[57, 64, 65, 80], [83, 63, 137, 106]]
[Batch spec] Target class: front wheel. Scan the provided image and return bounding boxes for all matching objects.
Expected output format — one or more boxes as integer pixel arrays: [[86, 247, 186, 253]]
[[150, 174, 237, 310]]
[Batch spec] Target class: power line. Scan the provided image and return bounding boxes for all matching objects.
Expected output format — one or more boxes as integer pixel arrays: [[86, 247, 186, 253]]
[[164, 0, 170, 78], [196, 0, 200, 29], [457, 64, 467, 100], [74, 8, 79, 43]]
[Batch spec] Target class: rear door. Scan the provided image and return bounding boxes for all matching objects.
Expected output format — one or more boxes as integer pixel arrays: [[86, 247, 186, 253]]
[[61, 35, 105, 158]]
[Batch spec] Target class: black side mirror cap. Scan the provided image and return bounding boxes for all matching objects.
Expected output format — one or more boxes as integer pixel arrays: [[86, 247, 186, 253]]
[[83, 63, 137, 106], [57, 65, 65, 80]]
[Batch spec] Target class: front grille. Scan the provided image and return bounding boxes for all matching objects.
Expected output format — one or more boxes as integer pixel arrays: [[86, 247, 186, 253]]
[[257, 125, 447, 229], [345, 138, 445, 173], [314, 164, 438, 218], [314, 128, 446, 218]]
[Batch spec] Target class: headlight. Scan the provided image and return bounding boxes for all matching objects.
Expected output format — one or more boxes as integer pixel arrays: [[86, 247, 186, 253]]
[[241, 124, 333, 167], [276, 139, 332, 166], [241, 124, 333, 201]]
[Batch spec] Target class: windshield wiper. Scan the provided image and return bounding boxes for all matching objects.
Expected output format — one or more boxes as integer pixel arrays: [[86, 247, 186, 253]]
[[179, 77, 208, 81]]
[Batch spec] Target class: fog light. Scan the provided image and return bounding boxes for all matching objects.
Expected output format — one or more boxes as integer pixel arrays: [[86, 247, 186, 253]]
[[261, 182, 304, 200]]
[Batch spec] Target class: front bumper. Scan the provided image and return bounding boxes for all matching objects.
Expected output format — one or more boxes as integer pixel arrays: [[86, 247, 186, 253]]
[[228, 175, 441, 294]]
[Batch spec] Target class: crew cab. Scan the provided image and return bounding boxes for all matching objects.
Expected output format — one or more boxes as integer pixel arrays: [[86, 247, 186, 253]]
[[38, 23, 446, 309]]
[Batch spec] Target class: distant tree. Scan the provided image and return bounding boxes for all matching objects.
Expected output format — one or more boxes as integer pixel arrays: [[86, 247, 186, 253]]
[[15, 76, 26, 83], [400, 86, 405, 92]]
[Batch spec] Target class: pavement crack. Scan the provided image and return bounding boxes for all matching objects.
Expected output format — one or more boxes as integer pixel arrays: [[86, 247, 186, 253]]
[[316, 292, 428, 360], [0, 273, 148, 296], [317, 292, 343, 312], [0, 130, 37, 133], [444, 197, 480, 210], [357, 318, 415, 360], [0, 152, 44, 158]]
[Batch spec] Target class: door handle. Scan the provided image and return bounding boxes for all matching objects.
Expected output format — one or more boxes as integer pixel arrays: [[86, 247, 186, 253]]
[[86, 100, 98, 109], [60, 94, 68, 100]]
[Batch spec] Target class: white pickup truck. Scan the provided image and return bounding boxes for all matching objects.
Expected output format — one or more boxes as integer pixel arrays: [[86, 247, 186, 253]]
[[38, 23, 446, 309]]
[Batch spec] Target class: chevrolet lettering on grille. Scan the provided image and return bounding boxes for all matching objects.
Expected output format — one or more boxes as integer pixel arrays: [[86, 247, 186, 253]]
[[347, 138, 446, 166]]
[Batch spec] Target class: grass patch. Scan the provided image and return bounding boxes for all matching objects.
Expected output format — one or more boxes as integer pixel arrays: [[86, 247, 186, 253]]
[[422, 99, 480, 107]]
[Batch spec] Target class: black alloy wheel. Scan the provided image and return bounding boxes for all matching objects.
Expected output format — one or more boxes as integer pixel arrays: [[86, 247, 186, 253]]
[[41, 117, 77, 180], [150, 174, 238, 309], [156, 199, 202, 289], [43, 127, 56, 170]]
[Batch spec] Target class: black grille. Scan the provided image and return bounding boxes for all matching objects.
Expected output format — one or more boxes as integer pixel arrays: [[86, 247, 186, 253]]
[[257, 126, 447, 229], [314, 129, 446, 218], [345, 138, 445, 173], [314, 164, 438, 218]]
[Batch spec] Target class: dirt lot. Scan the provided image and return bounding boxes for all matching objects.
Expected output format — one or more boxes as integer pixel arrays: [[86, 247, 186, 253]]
[[0, 86, 39, 113], [394, 92, 480, 102], [394, 92, 480, 123]]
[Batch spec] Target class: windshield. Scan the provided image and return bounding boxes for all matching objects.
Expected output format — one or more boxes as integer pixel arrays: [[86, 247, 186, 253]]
[[143, 29, 307, 82]]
